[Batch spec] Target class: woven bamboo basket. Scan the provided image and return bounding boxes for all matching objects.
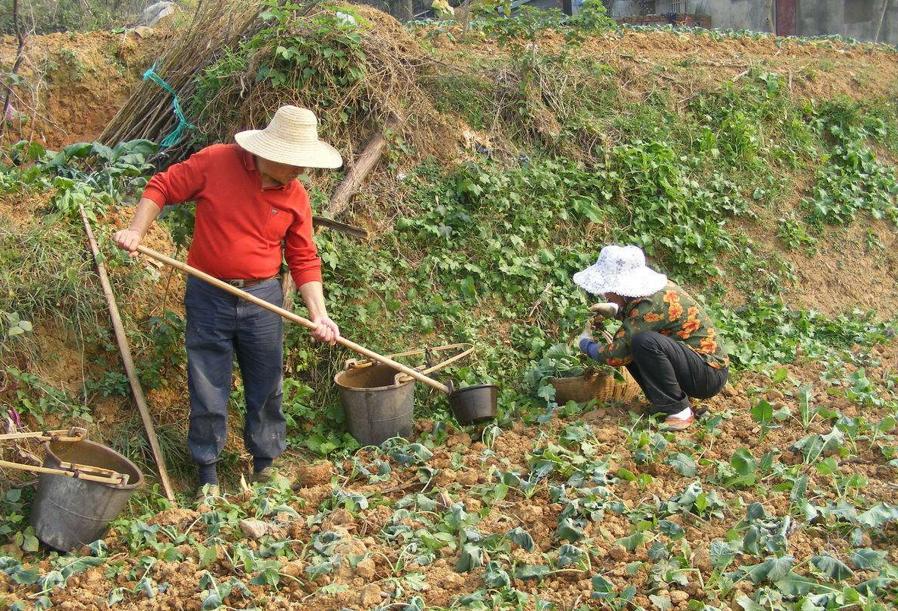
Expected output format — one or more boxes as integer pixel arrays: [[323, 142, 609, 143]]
[[550, 367, 641, 405], [593, 366, 642, 403], [549, 330, 642, 404]]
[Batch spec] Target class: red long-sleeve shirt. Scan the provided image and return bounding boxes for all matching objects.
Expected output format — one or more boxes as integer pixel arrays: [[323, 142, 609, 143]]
[[141, 144, 322, 287]]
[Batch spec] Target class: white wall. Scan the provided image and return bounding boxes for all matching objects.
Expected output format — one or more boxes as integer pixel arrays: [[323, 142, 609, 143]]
[[610, 0, 896, 44]]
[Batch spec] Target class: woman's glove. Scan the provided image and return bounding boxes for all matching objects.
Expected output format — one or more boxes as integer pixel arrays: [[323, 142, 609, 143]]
[[577, 319, 594, 344], [589, 302, 620, 319]]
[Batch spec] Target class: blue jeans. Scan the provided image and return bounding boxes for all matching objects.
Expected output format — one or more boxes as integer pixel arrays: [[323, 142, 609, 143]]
[[184, 276, 286, 467]]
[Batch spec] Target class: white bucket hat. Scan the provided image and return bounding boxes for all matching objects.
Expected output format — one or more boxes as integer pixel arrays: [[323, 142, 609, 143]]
[[573, 245, 668, 298], [235, 105, 343, 169]]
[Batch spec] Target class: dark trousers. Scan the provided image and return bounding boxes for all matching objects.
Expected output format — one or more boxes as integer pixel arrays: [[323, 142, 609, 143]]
[[626, 332, 728, 416], [184, 276, 286, 467]]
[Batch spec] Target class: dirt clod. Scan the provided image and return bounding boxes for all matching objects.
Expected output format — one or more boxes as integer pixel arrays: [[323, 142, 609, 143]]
[[359, 584, 383, 607], [295, 461, 334, 487]]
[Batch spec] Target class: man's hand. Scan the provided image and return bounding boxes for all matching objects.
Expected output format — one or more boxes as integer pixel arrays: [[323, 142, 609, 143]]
[[114, 199, 164, 256], [113, 229, 142, 256], [311, 314, 340, 345]]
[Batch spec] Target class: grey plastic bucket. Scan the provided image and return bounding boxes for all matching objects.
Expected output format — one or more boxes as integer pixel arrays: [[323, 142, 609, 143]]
[[335, 363, 415, 446], [448, 384, 498, 425], [31, 439, 143, 552]]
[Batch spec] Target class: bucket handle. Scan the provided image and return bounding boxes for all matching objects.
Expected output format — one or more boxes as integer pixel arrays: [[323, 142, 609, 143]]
[[344, 343, 475, 377], [0, 427, 87, 443], [407, 343, 474, 376], [0, 427, 130, 485], [0, 458, 129, 486]]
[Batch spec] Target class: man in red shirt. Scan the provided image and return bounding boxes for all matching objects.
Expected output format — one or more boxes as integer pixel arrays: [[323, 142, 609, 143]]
[[114, 106, 341, 496]]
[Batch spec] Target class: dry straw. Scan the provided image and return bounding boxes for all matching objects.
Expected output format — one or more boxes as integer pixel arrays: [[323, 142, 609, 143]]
[[101, 2, 453, 166], [100, 0, 262, 157]]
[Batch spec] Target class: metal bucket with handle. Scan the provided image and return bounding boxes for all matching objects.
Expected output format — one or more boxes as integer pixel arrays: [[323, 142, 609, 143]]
[[0, 428, 142, 552], [336, 344, 475, 445], [134, 246, 499, 425]]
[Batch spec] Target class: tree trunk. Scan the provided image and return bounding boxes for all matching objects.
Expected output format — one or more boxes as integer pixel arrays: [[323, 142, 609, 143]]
[[326, 123, 394, 219]]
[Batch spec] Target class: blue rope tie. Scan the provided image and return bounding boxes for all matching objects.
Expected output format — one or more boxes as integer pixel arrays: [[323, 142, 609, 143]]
[[142, 63, 196, 148]]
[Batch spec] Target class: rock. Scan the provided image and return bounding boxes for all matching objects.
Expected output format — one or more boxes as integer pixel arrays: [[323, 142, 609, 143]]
[[355, 557, 376, 579], [608, 546, 627, 561], [333, 530, 367, 557], [671, 590, 689, 603], [131, 25, 155, 38], [416, 419, 435, 433], [440, 469, 458, 483], [141, 1, 176, 27], [446, 433, 470, 447], [444, 572, 465, 586], [359, 584, 382, 607], [239, 519, 269, 540]]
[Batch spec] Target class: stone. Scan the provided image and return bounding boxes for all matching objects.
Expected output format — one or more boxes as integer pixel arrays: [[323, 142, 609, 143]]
[[239, 518, 269, 540], [141, 1, 176, 27], [295, 461, 334, 487], [457, 470, 478, 486]]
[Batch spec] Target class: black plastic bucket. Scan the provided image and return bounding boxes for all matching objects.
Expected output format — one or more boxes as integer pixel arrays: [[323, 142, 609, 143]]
[[448, 384, 498, 425], [335, 364, 415, 446], [31, 439, 143, 552]]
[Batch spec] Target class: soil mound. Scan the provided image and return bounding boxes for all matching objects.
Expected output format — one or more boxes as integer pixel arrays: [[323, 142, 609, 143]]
[[1, 29, 166, 149]]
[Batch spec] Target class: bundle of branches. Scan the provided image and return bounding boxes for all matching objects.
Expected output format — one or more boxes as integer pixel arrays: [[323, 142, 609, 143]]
[[102, 1, 453, 168], [99, 0, 260, 160], [192, 3, 449, 162]]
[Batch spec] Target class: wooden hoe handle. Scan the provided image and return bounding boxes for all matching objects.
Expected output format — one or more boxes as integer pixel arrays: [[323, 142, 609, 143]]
[[134, 246, 452, 394]]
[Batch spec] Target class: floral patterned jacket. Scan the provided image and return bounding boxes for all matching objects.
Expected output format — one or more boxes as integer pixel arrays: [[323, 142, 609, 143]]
[[579, 282, 729, 369]]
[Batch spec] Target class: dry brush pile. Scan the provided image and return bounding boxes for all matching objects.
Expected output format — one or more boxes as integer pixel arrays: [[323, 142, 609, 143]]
[[101, 1, 455, 167]]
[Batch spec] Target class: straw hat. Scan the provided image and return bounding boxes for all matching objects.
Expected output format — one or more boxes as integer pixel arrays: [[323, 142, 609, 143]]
[[234, 106, 342, 169], [573, 245, 668, 298]]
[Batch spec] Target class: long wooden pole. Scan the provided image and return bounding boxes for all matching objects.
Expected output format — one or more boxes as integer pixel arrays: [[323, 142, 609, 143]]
[[875, 0, 890, 43], [80, 209, 177, 501], [0, 0, 26, 139], [312, 216, 368, 239], [135, 245, 452, 394]]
